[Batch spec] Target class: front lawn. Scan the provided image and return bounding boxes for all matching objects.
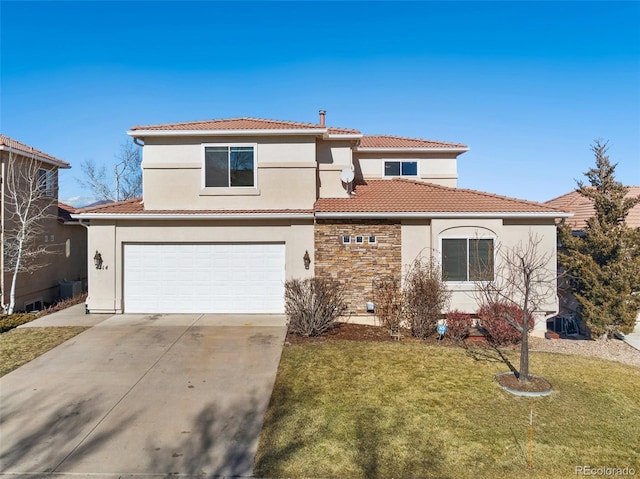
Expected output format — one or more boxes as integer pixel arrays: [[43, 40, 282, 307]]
[[255, 341, 640, 478], [0, 327, 88, 377]]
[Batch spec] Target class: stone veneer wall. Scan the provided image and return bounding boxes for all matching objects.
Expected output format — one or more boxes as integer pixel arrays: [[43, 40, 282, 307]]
[[314, 219, 402, 315]]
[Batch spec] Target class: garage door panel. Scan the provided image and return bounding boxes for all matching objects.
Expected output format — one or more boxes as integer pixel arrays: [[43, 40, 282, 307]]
[[124, 244, 285, 314]]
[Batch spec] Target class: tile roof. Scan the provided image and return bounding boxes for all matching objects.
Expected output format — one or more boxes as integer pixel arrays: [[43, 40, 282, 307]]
[[58, 202, 78, 223], [130, 117, 360, 135], [315, 179, 568, 216], [76, 198, 313, 216], [546, 187, 640, 229], [0, 134, 70, 168], [359, 135, 468, 149]]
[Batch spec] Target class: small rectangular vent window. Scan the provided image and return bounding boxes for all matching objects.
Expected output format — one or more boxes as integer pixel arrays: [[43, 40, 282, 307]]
[[355, 236, 364, 244], [368, 236, 377, 244], [342, 235, 351, 244]]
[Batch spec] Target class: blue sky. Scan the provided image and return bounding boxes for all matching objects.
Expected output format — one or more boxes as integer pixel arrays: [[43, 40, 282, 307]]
[[1, 1, 639, 207]]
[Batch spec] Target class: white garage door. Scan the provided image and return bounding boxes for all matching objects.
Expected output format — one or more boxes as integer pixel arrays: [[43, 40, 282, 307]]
[[124, 243, 285, 314]]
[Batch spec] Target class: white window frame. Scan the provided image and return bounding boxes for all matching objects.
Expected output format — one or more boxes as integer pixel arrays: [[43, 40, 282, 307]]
[[439, 236, 496, 284], [342, 235, 351, 245], [202, 143, 257, 189], [383, 160, 419, 178], [368, 235, 377, 244], [38, 168, 56, 197], [355, 236, 364, 244]]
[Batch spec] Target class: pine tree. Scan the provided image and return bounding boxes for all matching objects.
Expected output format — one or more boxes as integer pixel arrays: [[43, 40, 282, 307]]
[[558, 141, 640, 338]]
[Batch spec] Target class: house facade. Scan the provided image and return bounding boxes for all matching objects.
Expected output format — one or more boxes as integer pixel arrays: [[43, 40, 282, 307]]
[[76, 113, 569, 332], [0, 135, 87, 312]]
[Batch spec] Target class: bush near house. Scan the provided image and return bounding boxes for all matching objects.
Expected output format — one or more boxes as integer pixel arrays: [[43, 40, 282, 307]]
[[373, 275, 403, 332], [403, 257, 451, 339], [285, 277, 348, 337], [445, 310, 473, 341], [477, 303, 534, 345]]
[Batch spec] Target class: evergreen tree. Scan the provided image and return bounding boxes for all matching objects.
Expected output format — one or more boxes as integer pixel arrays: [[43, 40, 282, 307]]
[[559, 141, 640, 338]]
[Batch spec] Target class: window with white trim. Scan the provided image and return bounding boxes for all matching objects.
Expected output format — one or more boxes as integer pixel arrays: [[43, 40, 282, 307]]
[[38, 168, 56, 197], [342, 235, 351, 244], [204, 145, 255, 187], [355, 236, 364, 244], [442, 238, 494, 282], [384, 161, 417, 177]]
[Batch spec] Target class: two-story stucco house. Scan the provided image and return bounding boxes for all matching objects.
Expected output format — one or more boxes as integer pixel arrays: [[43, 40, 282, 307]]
[[1, 134, 87, 312], [75, 113, 569, 332]]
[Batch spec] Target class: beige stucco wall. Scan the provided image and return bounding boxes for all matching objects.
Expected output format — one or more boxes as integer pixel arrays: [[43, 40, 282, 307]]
[[85, 219, 314, 313], [430, 218, 559, 333], [354, 151, 459, 187], [316, 139, 353, 199], [141, 135, 320, 209], [1, 152, 87, 311]]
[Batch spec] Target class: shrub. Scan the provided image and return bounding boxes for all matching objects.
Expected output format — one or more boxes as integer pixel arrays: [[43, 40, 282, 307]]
[[373, 275, 404, 332], [39, 293, 87, 317], [477, 303, 534, 345], [0, 313, 37, 333], [404, 257, 451, 339], [445, 310, 473, 341], [285, 277, 348, 337]]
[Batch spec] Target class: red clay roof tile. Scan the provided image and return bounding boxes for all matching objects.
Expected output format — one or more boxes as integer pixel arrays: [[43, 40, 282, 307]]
[[0, 134, 70, 168], [359, 135, 467, 149], [546, 187, 640, 229], [130, 117, 360, 135], [315, 179, 567, 215]]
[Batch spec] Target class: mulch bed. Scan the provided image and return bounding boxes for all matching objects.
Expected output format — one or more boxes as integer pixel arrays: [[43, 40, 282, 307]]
[[285, 322, 462, 346], [496, 372, 553, 393]]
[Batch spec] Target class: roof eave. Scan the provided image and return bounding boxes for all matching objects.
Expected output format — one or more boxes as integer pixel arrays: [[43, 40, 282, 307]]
[[314, 211, 573, 219], [355, 146, 470, 153], [127, 129, 328, 138], [71, 212, 315, 220], [0, 145, 71, 169]]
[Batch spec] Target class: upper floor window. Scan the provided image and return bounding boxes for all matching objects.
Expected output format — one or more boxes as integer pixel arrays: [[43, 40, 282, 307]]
[[442, 238, 494, 282], [37, 168, 55, 197], [384, 161, 417, 177], [204, 145, 255, 187]]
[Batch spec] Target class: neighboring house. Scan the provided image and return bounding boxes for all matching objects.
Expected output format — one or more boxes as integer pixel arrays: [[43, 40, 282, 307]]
[[546, 187, 640, 232], [75, 113, 570, 333], [546, 187, 640, 328], [0, 135, 87, 312]]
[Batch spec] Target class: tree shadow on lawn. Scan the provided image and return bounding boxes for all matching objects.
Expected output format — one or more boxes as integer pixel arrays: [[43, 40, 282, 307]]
[[462, 342, 519, 375]]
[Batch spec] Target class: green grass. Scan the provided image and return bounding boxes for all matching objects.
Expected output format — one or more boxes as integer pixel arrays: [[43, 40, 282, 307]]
[[0, 327, 88, 377], [255, 341, 640, 479]]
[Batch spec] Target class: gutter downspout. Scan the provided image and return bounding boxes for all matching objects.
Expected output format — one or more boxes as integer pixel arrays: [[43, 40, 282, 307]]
[[78, 219, 91, 313]]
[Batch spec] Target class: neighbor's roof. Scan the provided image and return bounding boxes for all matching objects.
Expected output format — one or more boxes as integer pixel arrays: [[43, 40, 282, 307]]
[[358, 135, 468, 150], [546, 187, 640, 229], [0, 134, 70, 169], [58, 202, 79, 223], [314, 179, 571, 218], [129, 117, 360, 136]]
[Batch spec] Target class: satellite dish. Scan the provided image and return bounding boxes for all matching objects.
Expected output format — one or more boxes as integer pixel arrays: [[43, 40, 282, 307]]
[[340, 168, 355, 183]]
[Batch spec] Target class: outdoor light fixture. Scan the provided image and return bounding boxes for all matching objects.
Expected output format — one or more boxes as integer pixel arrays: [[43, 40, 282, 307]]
[[93, 251, 103, 270], [303, 250, 311, 270]]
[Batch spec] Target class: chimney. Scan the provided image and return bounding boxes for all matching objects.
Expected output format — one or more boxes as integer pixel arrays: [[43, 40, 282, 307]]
[[319, 110, 326, 127]]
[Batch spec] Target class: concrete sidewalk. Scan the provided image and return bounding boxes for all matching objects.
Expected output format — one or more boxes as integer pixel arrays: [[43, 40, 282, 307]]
[[17, 302, 109, 328], [1, 312, 287, 478]]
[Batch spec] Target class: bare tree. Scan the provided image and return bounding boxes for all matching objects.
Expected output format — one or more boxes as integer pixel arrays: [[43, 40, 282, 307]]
[[77, 140, 142, 202], [475, 233, 556, 383], [3, 152, 58, 313]]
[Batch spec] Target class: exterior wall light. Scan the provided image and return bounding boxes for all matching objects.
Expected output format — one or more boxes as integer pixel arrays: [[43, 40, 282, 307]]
[[93, 251, 103, 270], [303, 250, 311, 270]]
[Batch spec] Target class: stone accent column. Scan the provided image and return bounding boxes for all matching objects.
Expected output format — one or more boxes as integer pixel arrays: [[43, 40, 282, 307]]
[[315, 219, 401, 315]]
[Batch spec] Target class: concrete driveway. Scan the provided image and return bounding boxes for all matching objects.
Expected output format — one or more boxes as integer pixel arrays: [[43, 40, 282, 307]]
[[0, 307, 287, 478]]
